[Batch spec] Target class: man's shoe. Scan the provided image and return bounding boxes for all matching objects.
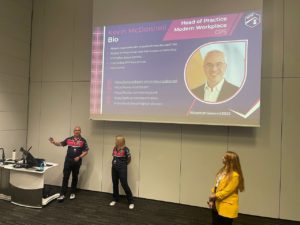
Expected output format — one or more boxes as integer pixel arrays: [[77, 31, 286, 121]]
[[57, 195, 65, 202], [109, 201, 117, 206], [70, 193, 76, 200]]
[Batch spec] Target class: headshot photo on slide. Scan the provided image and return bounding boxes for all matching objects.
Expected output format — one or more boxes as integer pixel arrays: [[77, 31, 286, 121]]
[[184, 40, 248, 104]]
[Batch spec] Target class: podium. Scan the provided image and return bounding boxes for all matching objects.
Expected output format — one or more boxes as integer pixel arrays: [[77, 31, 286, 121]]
[[0, 162, 60, 208], [0, 166, 10, 201]]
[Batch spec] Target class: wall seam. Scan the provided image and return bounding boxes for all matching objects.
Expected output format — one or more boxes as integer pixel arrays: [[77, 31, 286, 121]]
[[35, 0, 46, 157], [278, 0, 286, 219], [137, 122, 142, 197], [24, 1, 34, 150], [178, 124, 183, 204], [69, 0, 77, 135], [100, 121, 105, 192]]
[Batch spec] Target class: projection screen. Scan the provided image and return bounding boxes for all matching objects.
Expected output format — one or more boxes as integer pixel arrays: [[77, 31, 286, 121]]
[[91, 1, 262, 127]]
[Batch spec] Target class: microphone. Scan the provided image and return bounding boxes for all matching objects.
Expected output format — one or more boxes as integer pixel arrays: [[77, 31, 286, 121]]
[[0, 148, 5, 162]]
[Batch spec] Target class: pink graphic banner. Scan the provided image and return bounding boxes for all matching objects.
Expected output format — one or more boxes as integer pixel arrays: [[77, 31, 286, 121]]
[[163, 13, 243, 41]]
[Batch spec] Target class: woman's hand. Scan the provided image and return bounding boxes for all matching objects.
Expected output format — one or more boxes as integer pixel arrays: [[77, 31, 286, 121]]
[[209, 193, 216, 201], [207, 201, 214, 208]]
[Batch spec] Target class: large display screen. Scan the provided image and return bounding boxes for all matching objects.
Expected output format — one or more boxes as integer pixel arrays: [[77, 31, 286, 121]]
[[90, 10, 262, 126]]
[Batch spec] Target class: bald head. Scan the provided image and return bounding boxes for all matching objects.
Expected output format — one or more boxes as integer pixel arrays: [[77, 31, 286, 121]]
[[203, 50, 227, 88], [204, 50, 226, 63], [73, 126, 81, 137]]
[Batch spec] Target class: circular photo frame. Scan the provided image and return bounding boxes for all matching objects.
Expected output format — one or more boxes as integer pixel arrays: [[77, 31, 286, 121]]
[[184, 40, 248, 104]]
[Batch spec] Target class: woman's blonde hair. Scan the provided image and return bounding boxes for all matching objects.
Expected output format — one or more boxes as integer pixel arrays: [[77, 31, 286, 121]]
[[115, 135, 126, 146], [217, 151, 245, 192]]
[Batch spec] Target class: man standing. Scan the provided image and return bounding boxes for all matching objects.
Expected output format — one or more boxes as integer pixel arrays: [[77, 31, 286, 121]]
[[49, 126, 89, 201], [191, 50, 239, 103]]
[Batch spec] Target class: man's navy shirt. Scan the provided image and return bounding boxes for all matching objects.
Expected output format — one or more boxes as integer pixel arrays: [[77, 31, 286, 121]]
[[61, 136, 89, 160]]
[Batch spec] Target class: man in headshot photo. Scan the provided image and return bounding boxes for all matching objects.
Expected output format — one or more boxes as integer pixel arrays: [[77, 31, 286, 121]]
[[191, 50, 239, 103]]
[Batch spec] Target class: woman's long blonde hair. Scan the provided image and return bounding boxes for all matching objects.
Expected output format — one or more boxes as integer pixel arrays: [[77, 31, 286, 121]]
[[217, 151, 245, 192]]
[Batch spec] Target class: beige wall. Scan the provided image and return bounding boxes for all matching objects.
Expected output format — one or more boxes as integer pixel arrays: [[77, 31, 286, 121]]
[[27, 0, 300, 221], [0, 0, 32, 157]]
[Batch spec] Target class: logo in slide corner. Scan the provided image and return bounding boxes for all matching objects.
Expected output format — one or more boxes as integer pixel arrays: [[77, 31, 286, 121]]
[[245, 12, 261, 28]]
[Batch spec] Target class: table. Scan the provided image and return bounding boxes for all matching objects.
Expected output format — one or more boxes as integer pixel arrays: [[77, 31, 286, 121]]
[[0, 162, 60, 208]]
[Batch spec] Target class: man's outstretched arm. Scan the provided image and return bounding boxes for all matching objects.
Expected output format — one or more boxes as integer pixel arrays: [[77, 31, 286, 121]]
[[49, 137, 63, 147]]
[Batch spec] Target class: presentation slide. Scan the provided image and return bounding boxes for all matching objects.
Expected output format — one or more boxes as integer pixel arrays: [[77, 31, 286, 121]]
[[90, 10, 262, 126]]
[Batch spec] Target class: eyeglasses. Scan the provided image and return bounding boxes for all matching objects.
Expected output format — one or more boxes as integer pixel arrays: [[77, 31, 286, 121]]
[[74, 130, 81, 132]]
